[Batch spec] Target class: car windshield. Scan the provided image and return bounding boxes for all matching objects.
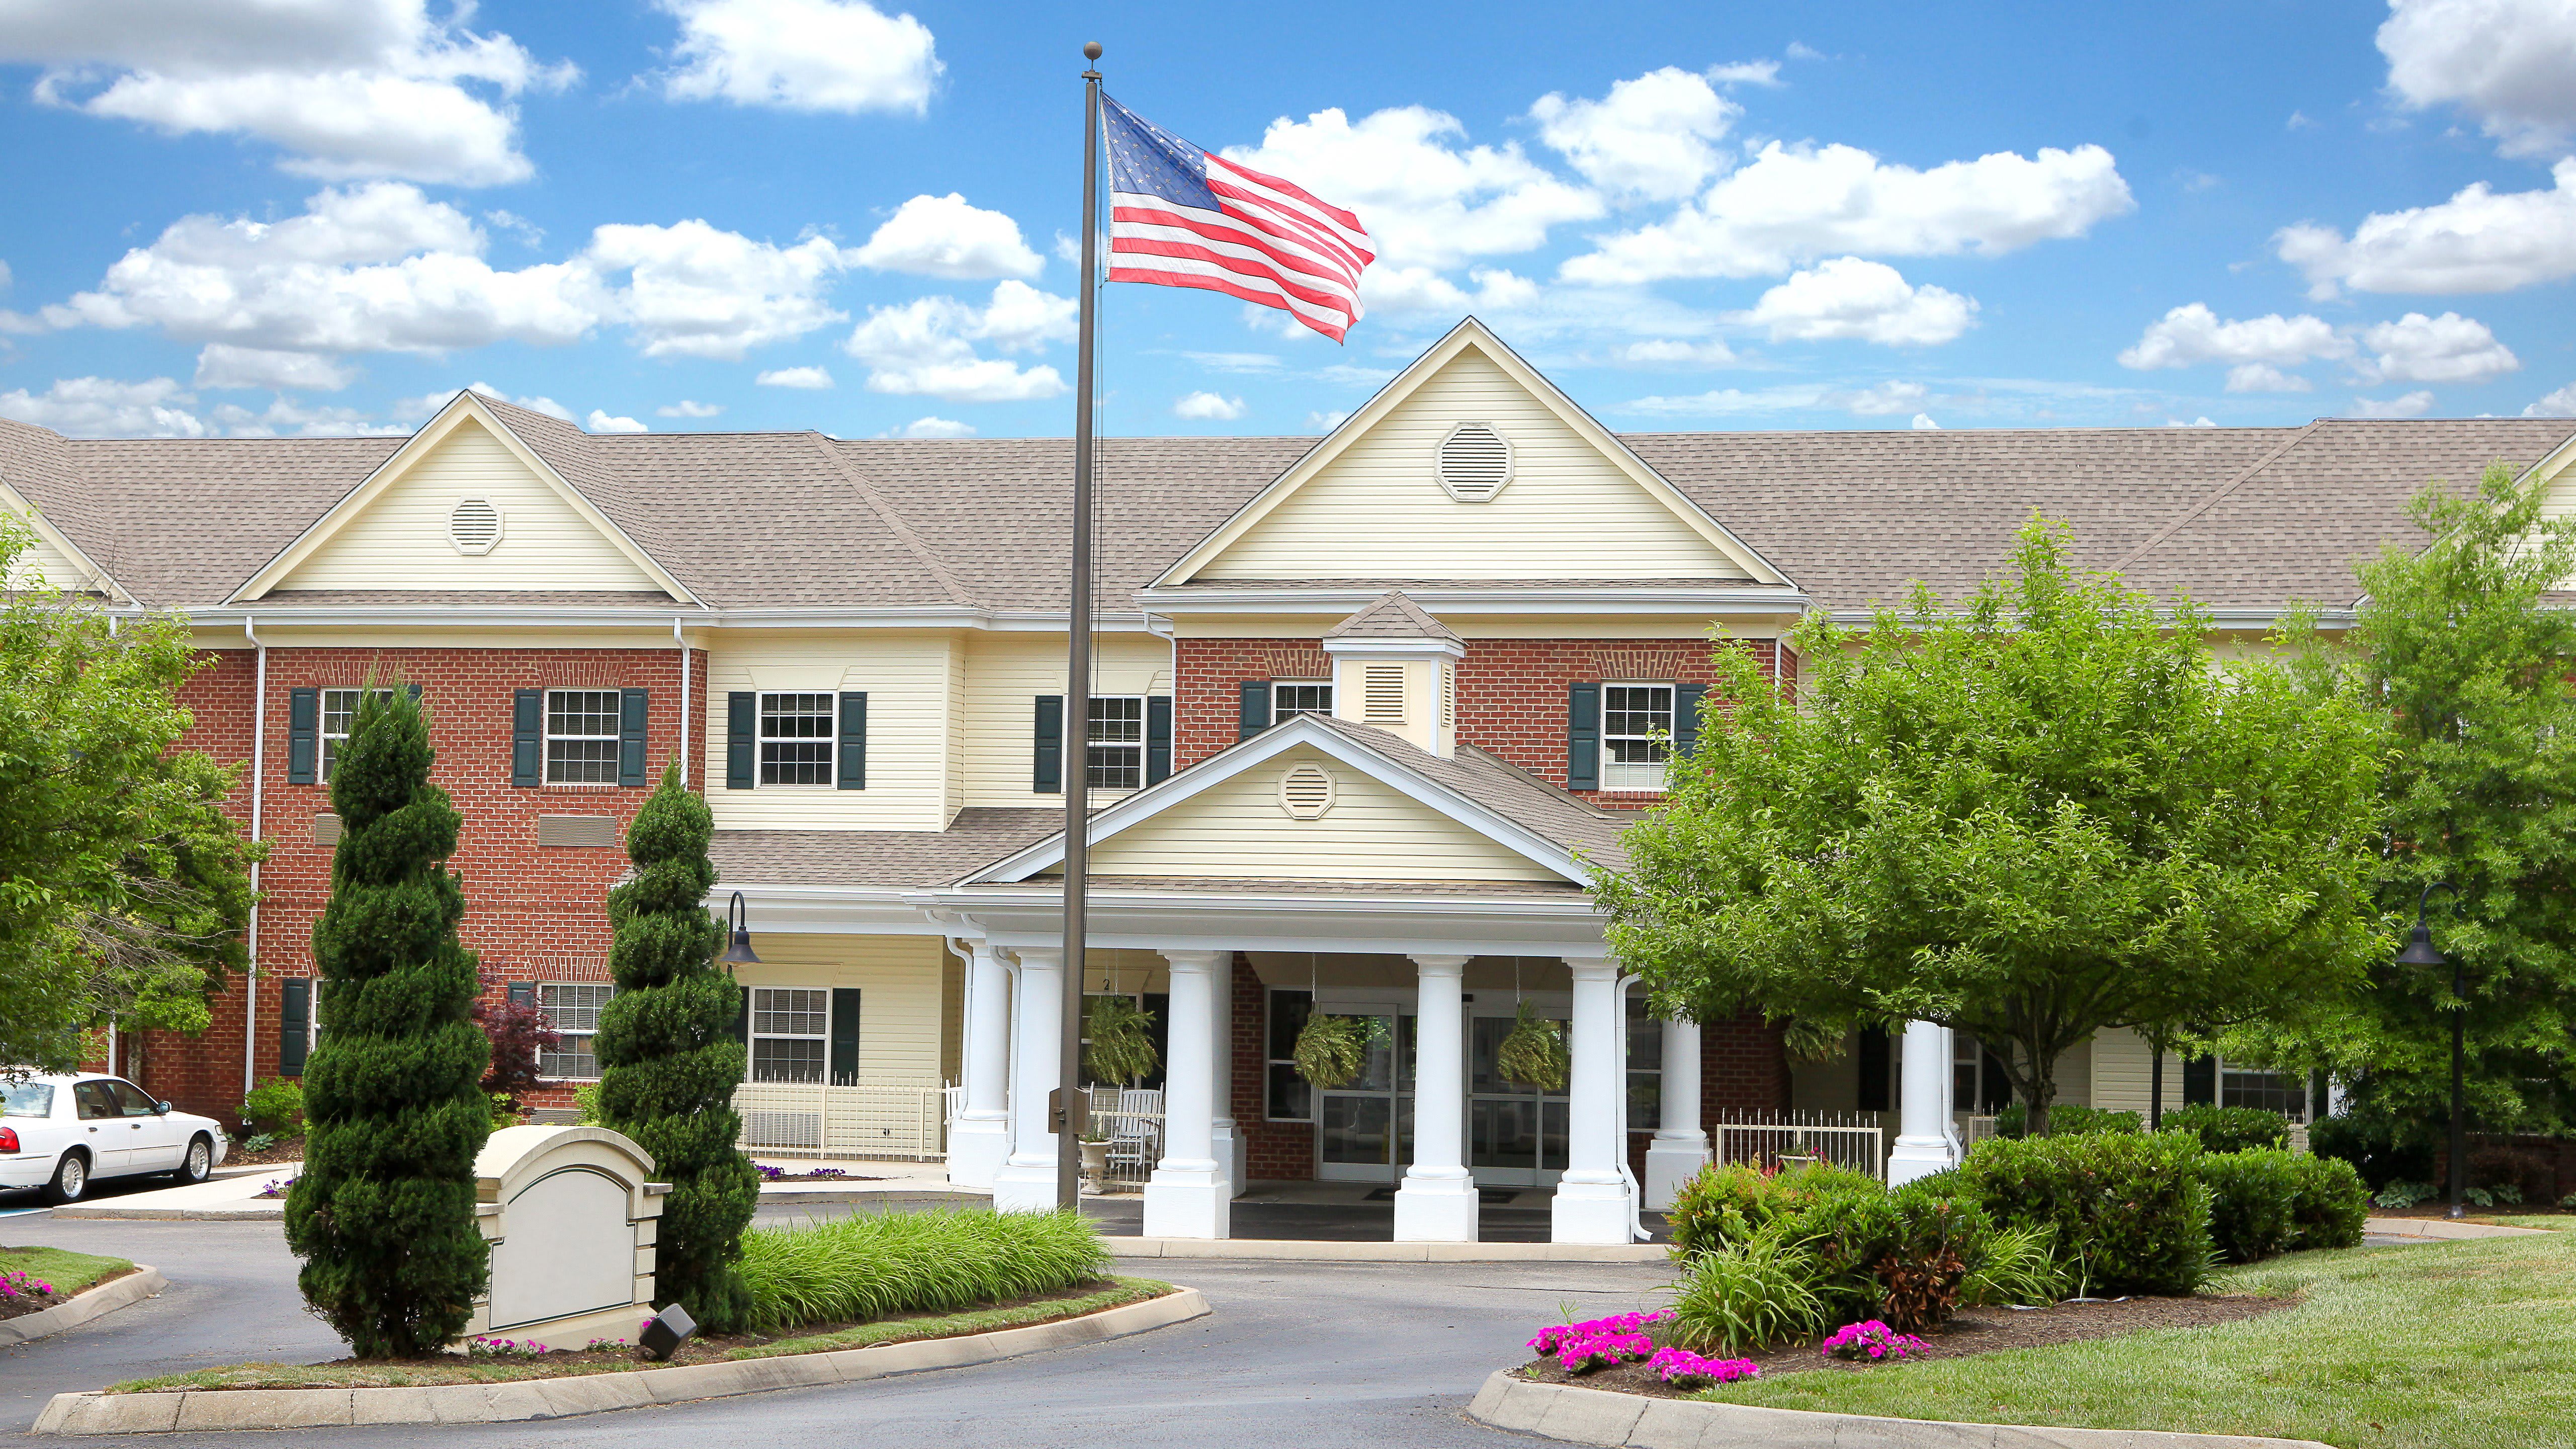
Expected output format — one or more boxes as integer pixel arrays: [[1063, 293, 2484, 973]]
[[2, 1081, 54, 1118]]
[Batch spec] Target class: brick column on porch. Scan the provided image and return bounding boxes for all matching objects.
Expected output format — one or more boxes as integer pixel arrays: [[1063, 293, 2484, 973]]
[[1231, 953, 1314, 1182]]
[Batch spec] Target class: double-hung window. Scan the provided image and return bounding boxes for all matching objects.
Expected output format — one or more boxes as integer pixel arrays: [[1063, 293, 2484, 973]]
[[1600, 684, 1675, 792], [538, 984, 615, 1079], [1087, 697, 1145, 791], [750, 987, 828, 1082], [319, 688, 394, 784], [2220, 1060, 2307, 1120], [1272, 681, 1333, 721], [545, 691, 621, 785], [1264, 989, 1314, 1121], [758, 693, 835, 786]]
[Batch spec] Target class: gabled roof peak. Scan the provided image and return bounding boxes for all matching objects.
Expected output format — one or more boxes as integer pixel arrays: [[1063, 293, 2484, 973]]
[[1324, 589, 1458, 641]]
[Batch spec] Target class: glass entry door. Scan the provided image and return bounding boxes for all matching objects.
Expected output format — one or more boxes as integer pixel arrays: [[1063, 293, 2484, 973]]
[[1314, 1012, 1413, 1182], [1469, 1003, 1570, 1188]]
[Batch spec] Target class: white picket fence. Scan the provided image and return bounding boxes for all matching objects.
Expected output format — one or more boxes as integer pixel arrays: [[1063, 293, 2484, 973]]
[[1707, 1110, 1888, 1180], [732, 1079, 949, 1161]]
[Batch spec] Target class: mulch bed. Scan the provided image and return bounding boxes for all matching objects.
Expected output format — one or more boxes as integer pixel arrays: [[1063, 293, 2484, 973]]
[[1517, 1293, 2296, 1400], [0, 1265, 136, 1324], [223, 1137, 305, 1168]]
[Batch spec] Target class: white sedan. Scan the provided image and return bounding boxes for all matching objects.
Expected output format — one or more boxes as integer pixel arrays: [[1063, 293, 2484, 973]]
[[1, 1073, 228, 1204]]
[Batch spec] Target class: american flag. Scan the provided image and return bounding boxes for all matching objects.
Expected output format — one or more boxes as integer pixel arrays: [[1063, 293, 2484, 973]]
[[1102, 94, 1375, 343]]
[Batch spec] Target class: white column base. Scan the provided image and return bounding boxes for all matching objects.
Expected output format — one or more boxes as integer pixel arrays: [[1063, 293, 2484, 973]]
[[1392, 1170, 1480, 1242], [989, 1159, 1061, 1214], [1550, 1175, 1636, 1245], [1141, 1164, 1231, 1238], [1642, 1136, 1709, 1212], [947, 1116, 1011, 1192], [1212, 1122, 1244, 1199], [1886, 1135, 1958, 1186]]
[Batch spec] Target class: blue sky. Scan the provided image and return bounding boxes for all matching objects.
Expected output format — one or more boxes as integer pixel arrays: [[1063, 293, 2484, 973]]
[[5, 0, 2576, 441]]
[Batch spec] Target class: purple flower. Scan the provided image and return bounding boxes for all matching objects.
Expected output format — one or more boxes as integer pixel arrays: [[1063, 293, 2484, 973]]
[[1649, 1347, 1760, 1387], [1821, 1320, 1929, 1363], [1556, 1332, 1654, 1373]]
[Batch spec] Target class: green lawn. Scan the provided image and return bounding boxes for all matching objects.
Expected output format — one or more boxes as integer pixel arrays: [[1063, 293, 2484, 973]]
[[1699, 1230, 2576, 1449], [1, 1245, 133, 1299]]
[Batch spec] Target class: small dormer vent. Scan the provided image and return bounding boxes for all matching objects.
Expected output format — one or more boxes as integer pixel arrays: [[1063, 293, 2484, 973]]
[[1278, 764, 1336, 819], [1362, 663, 1407, 723], [1436, 422, 1512, 502], [449, 497, 504, 555]]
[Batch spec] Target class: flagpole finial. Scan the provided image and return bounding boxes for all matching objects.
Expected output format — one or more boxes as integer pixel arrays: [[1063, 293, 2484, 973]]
[[1083, 41, 1102, 61]]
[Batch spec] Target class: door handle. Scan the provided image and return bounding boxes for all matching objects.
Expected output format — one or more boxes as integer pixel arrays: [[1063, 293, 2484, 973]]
[[88, 1126, 99, 1133]]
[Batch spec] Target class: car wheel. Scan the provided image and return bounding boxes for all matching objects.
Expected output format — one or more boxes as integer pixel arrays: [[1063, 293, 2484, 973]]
[[42, 1151, 89, 1206], [177, 1135, 214, 1184]]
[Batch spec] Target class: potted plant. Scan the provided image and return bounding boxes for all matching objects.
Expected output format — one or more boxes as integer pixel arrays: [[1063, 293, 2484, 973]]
[[1078, 1122, 1113, 1191], [1084, 995, 1161, 1086], [1293, 1012, 1385, 1089], [1496, 1001, 1570, 1092]]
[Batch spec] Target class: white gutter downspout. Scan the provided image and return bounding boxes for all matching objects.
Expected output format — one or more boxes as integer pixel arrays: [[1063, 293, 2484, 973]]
[[243, 616, 267, 1098], [675, 616, 691, 787]]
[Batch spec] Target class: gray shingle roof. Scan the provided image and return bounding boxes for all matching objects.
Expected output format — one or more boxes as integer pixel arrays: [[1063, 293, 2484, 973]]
[[1324, 590, 1461, 640], [1300, 713, 1632, 878], [710, 808, 1064, 888]]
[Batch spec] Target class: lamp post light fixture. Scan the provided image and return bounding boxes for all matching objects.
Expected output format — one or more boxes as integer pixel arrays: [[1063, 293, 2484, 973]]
[[719, 891, 760, 976], [2394, 882, 2463, 1220]]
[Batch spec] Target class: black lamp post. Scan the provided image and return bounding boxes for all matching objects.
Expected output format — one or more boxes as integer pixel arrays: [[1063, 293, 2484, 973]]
[[2394, 882, 2463, 1219], [719, 891, 760, 975]]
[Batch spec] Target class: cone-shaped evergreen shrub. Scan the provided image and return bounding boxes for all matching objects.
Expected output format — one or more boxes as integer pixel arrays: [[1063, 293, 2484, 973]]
[[594, 762, 758, 1330], [284, 686, 492, 1357]]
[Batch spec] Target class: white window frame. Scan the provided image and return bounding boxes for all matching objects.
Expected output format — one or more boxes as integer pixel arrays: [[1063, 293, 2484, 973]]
[[2218, 1058, 2309, 1122], [750, 986, 829, 1083], [1272, 680, 1333, 721], [538, 983, 615, 1080], [319, 688, 394, 784], [544, 690, 622, 787], [1086, 695, 1145, 792], [757, 692, 837, 788], [1265, 988, 1314, 1122], [1600, 682, 1676, 793]]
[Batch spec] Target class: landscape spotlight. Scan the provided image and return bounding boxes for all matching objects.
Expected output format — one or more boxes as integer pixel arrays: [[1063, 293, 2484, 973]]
[[638, 1303, 697, 1362]]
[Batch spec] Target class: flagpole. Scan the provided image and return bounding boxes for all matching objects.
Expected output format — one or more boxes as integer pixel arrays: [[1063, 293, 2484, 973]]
[[1059, 40, 1104, 1212]]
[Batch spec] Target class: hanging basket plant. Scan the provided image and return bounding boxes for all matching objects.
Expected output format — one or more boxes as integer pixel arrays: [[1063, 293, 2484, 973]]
[[1293, 1012, 1384, 1090], [1083, 996, 1161, 1085], [1497, 1002, 1571, 1092]]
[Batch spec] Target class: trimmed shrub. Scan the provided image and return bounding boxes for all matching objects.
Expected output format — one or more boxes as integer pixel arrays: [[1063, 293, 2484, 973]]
[[2285, 1152, 2370, 1251], [1877, 1179, 1995, 1330], [1995, 1103, 2144, 1138], [1665, 1227, 1829, 1354], [2469, 1145, 2557, 1206], [2162, 1104, 2291, 1154], [284, 687, 492, 1358], [2307, 1114, 2434, 1192], [1667, 1161, 1996, 1332], [238, 1077, 304, 1136], [1667, 1160, 1883, 1255], [2201, 1149, 2299, 1262], [1958, 1130, 2213, 1296], [733, 1208, 1109, 1335]]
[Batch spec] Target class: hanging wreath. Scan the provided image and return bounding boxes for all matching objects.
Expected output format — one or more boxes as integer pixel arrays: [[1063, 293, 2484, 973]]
[[1293, 1012, 1385, 1089], [1497, 1001, 1571, 1092], [1083, 995, 1161, 1085]]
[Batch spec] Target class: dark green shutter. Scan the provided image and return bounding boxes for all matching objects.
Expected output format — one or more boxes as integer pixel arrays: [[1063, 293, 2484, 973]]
[[1146, 696, 1172, 784], [406, 683, 422, 705], [2183, 1053, 2217, 1106], [1672, 683, 1706, 761], [837, 692, 868, 790], [619, 689, 649, 787], [1034, 695, 1064, 793], [511, 689, 543, 787], [287, 688, 319, 785], [279, 979, 310, 1077], [1567, 682, 1600, 790], [829, 988, 863, 1082], [1239, 680, 1272, 739], [726, 692, 756, 789]]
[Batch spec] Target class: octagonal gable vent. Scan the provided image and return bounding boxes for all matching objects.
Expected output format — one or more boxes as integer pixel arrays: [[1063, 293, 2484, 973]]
[[449, 497, 504, 555], [1277, 763, 1337, 820], [1436, 422, 1512, 502]]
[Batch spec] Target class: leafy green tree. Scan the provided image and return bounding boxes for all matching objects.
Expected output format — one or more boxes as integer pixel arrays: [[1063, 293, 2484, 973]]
[[1598, 519, 2389, 1135], [0, 519, 259, 1071], [285, 686, 491, 1357], [594, 763, 757, 1330], [2235, 462, 2576, 1133]]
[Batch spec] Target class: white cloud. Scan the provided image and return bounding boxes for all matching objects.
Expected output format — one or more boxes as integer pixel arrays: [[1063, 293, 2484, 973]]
[[1180, 351, 1279, 373], [1222, 105, 1603, 271], [585, 409, 648, 433], [2225, 363, 2313, 393], [2524, 381, 2576, 415], [2, 0, 574, 187], [585, 219, 850, 360], [1910, 412, 1941, 430], [1823, 380, 1930, 415], [2379, 0, 2576, 157], [1530, 67, 1740, 202], [1612, 338, 1742, 366], [886, 415, 973, 438], [2116, 303, 2352, 373], [2166, 415, 2219, 428], [843, 280, 1073, 401], [0, 375, 204, 437], [1172, 390, 1247, 420], [1733, 257, 1977, 346], [851, 193, 1042, 279], [1618, 379, 1927, 418], [2277, 158, 2576, 297], [0, 259, 11, 290], [210, 395, 403, 437], [1306, 409, 1350, 432], [192, 343, 357, 391], [656, 399, 724, 418], [658, 0, 938, 114], [2350, 390, 2438, 418], [1359, 265, 1540, 316], [2357, 310, 2520, 385], [757, 364, 834, 388], [1707, 59, 1784, 88], [466, 381, 572, 421], [1561, 140, 2132, 285]]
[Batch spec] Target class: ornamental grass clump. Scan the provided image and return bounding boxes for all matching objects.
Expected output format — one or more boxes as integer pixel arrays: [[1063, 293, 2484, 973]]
[[733, 1207, 1110, 1335], [1665, 1227, 1829, 1355]]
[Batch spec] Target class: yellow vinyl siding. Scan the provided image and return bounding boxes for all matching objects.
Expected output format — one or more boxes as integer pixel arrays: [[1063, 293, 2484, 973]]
[[703, 630, 956, 831], [1199, 349, 1747, 581], [2, 518, 90, 591], [731, 933, 947, 1084], [1085, 744, 1569, 882], [2088, 1027, 2173, 1119], [278, 417, 663, 593], [958, 633, 1171, 807]]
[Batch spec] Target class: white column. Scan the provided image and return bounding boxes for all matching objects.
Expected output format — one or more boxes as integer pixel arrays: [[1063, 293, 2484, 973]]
[[1394, 954, 1477, 1242], [989, 947, 1064, 1213], [1643, 1015, 1707, 1211], [1211, 952, 1244, 1197], [1143, 950, 1229, 1238], [1887, 1019, 1958, 1185], [1552, 958, 1636, 1244], [947, 940, 1012, 1191]]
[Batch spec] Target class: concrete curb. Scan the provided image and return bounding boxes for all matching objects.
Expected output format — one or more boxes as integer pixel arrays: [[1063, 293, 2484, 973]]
[[1105, 1238, 1666, 1263], [2363, 1215, 2550, 1240], [1465, 1371, 2335, 1449], [0, 1267, 166, 1347], [29, 1286, 1208, 1435], [48, 1204, 282, 1222]]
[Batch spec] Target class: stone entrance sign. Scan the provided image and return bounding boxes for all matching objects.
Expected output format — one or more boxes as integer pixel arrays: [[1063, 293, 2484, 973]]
[[458, 1126, 667, 1348]]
